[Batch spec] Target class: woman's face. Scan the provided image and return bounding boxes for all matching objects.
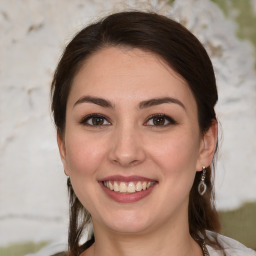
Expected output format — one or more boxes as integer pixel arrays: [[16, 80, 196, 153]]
[[58, 47, 216, 235]]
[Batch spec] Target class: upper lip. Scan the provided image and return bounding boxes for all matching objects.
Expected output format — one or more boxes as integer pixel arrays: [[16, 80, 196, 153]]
[[99, 175, 157, 182]]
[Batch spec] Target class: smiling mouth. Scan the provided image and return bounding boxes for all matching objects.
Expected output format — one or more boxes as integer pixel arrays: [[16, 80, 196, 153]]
[[102, 181, 156, 194]]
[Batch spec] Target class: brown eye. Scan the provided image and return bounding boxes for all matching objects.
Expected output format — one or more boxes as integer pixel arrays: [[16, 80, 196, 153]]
[[92, 116, 104, 125], [145, 114, 177, 127], [81, 114, 111, 126], [152, 116, 166, 126]]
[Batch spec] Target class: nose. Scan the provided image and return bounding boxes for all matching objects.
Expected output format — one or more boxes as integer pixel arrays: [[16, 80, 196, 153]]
[[108, 124, 146, 167]]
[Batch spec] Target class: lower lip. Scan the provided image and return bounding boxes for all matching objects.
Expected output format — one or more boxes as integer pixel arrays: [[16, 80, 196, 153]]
[[99, 182, 156, 203]]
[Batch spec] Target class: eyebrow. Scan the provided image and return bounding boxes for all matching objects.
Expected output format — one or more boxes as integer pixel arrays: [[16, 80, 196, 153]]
[[73, 96, 185, 110], [139, 97, 186, 110], [73, 96, 114, 108]]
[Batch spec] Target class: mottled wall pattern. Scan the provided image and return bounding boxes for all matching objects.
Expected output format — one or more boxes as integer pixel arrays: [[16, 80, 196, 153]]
[[0, 0, 256, 246]]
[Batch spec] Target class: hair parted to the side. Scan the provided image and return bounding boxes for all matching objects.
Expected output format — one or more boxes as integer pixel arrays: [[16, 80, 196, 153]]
[[51, 11, 222, 256]]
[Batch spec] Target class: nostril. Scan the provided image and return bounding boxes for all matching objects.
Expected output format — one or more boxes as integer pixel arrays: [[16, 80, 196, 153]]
[[111, 158, 142, 167], [108, 133, 146, 166]]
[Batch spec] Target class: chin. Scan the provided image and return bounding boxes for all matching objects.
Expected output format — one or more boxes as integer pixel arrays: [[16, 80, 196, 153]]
[[101, 211, 153, 234]]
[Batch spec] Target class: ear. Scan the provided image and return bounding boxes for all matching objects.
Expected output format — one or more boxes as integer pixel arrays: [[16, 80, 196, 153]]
[[196, 120, 218, 171], [57, 132, 70, 176]]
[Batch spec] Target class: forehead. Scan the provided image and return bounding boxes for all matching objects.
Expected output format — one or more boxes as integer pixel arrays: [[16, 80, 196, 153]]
[[69, 47, 196, 110]]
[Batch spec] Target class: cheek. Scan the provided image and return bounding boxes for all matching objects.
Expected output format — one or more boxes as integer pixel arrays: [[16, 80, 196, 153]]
[[148, 134, 200, 210], [148, 131, 200, 180], [64, 131, 108, 176], [63, 131, 109, 210]]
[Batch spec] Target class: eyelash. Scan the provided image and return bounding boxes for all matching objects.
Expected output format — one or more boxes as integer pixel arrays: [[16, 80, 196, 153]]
[[144, 113, 177, 127], [80, 113, 177, 127], [80, 113, 111, 127]]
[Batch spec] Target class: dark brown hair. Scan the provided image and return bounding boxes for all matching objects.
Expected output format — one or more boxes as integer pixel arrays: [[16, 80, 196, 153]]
[[51, 11, 221, 256]]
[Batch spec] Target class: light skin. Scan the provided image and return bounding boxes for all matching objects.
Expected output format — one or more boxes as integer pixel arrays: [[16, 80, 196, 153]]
[[58, 47, 217, 256]]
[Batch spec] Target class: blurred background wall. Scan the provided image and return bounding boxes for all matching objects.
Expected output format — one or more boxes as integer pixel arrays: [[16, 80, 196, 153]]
[[0, 0, 256, 255]]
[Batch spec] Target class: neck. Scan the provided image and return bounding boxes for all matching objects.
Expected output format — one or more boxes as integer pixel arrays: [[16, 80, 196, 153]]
[[84, 214, 203, 256]]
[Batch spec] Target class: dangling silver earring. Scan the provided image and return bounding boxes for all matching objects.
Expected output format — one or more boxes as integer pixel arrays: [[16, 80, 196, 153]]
[[198, 166, 207, 196]]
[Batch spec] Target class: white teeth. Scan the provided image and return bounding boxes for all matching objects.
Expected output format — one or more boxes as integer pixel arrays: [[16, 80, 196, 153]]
[[109, 182, 114, 190], [113, 181, 119, 192], [119, 182, 127, 193], [135, 182, 142, 192], [103, 181, 155, 193], [127, 182, 136, 193]]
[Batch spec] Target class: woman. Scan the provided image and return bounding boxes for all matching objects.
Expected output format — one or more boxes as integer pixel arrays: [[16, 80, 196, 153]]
[[50, 11, 255, 256]]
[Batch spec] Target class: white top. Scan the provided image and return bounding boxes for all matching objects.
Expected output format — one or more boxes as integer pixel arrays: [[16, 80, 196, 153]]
[[25, 231, 256, 256], [206, 231, 256, 256]]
